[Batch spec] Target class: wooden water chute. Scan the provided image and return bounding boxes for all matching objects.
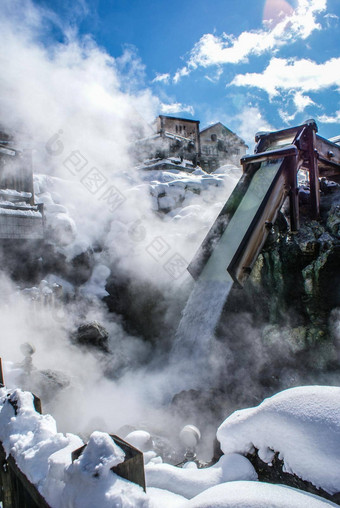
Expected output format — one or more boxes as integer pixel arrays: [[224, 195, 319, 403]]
[[188, 119, 340, 288]]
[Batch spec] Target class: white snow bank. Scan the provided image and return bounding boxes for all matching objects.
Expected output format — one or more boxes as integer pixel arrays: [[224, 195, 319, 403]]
[[141, 164, 238, 213], [217, 386, 340, 495], [145, 453, 257, 499], [187, 481, 339, 508]]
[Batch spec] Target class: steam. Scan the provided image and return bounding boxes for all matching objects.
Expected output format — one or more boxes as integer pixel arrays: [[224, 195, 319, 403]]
[[1, 0, 338, 464], [0, 0, 238, 453]]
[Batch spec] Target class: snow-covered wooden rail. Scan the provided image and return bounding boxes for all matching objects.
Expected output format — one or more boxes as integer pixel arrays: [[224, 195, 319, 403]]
[[0, 359, 50, 507], [0, 358, 146, 508]]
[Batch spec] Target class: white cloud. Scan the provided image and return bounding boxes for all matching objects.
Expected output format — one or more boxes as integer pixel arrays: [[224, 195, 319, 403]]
[[293, 91, 315, 112], [318, 111, 340, 124], [160, 102, 194, 116], [233, 106, 275, 150], [231, 57, 340, 97], [324, 12, 339, 28], [173, 0, 326, 82], [278, 90, 316, 123], [173, 66, 190, 84], [204, 67, 223, 83], [152, 72, 170, 84]]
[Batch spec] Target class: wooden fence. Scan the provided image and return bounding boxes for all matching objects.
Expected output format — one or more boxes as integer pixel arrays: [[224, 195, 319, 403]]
[[0, 358, 145, 507]]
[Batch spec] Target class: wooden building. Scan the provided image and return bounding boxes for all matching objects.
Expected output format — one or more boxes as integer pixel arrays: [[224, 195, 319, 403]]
[[200, 122, 248, 172], [134, 115, 201, 166]]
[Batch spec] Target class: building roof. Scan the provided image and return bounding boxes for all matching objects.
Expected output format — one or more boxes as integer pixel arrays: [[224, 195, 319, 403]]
[[158, 115, 200, 124], [200, 122, 248, 146]]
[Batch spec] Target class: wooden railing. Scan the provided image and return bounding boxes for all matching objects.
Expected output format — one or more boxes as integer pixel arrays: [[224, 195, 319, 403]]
[[0, 358, 145, 507]]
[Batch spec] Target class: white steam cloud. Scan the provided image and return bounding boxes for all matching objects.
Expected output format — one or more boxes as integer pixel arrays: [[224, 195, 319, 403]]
[[0, 0, 238, 450]]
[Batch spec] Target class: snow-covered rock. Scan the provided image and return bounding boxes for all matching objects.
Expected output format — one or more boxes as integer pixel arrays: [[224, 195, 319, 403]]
[[148, 487, 187, 507], [217, 386, 340, 495], [187, 481, 339, 508], [145, 453, 257, 499]]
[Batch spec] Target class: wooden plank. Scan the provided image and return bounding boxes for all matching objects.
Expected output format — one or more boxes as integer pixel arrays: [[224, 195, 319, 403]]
[[227, 158, 289, 286], [0, 357, 4, 387], [308, 127, 320, 219], [0, 444, 51, 508]]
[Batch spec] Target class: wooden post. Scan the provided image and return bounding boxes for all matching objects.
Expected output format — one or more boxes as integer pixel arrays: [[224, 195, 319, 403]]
[[72, 435, 146, 492], [288, 155, 299, 232], [0, 443, 51, 508], [307, 125, 320, 219], [0, 357, 4, 387], [0, 450, 14, 508]]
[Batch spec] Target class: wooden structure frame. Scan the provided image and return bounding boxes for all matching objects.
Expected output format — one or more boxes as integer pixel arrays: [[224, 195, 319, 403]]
[[188, 119, 340, 287]]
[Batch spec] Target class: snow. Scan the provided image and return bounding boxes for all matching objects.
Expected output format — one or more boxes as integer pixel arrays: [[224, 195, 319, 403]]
[[0, 207, 42, 217], [0, 188, 32, 198], [1, 385, 340, 507], [61, 431, 149, 508], [145, 453, 257, 499], [141, 163, 239, 213], [217, 386, 340, 495], [0, 387, 149, 508], [125, 430, 153, 452], [186, 481, 340, 508], [0, 387, 83, 507], [148, 487, 187, 507]]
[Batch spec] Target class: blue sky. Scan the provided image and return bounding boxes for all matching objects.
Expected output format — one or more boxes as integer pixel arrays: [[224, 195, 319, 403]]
[[13, 0, 340, 145]]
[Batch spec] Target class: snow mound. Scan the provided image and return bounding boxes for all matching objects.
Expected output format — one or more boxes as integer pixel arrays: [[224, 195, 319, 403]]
[[217, 386, 340, 495], [145, 453, 257, 499], [148, 487, 187, 508], [187, 481, 339, 508]]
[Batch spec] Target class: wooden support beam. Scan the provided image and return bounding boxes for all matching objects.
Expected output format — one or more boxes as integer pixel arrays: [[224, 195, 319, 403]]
[[0, 358, 4, 387], [288, 155, 299, 232], [307, 126, 320, 219]]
